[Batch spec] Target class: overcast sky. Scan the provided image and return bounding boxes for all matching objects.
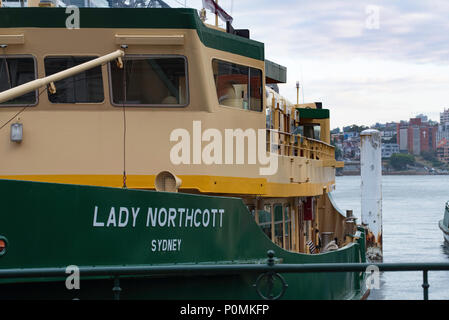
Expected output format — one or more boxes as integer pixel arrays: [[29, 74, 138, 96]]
[[167, 0, 449, 129]]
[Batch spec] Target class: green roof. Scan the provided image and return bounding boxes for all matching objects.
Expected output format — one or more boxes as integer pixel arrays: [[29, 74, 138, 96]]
[[297, 108, 330, 119], [0, 8, 265, 61], [265, 60, 287, 84]]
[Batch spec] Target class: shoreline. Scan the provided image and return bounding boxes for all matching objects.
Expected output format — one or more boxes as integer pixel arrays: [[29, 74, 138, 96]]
[[338, 171, 449, 176]]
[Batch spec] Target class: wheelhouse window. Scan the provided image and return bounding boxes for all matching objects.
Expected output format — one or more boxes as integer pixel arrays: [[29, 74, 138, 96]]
[[0, 56, 37, 106], [110, 56, 188, 107], [212, 59, 262, 112], [44, 56, 104, 103]]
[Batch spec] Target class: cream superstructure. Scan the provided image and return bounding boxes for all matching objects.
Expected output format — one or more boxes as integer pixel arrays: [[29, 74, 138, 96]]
[[0, 6, 350, 254]]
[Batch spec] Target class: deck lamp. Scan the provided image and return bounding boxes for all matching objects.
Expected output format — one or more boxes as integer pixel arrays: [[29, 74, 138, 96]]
[[10, 122, 23, 143]]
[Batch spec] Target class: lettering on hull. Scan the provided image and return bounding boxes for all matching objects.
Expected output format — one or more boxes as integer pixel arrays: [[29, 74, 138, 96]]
[[92, 206, 225, 229], [151, 239, 182, 252]]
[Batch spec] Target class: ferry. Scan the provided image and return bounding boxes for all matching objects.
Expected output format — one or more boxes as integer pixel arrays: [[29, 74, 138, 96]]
[[0, 0, 368, 299], [439, 202, 449, 244]]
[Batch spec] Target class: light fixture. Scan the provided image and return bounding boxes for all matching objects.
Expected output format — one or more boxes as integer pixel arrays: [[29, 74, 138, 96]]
[[10, 122, 23, 143], [0, 237, 7, 256]]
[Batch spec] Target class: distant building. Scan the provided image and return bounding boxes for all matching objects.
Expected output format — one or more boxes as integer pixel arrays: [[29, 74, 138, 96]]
[[331, 133, 344, 144], [399, 127, 408, 151], [416, 114, 428, 122], [381, 130, 396, 138], [440, 108, 449, 125], [437, 144, 449, 163], [382, 143, 399, 158], [385, 122, 398, 130], [397, 117, 438, 155], [436, 109, 449, 163], [436, 124, 449, 144], [343, 131, 358, 140]]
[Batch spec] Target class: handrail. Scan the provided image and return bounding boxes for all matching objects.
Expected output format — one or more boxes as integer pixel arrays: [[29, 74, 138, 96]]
[[1, 262, 449, 278], [1, 250, 448, 300], [266, 129, 334, 149], [266, 129, 335, 160]]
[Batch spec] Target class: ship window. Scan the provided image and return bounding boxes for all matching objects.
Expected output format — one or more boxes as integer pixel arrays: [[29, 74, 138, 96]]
[[293, 124, 321, 141], [212, 59, 262, 112], [0, 56, 37, 106], [44, 56, 104, 104], [273, 204, 283, 248], [259, 206, 272, 240], [110, 56, 188, 107], [247, 205, 256, 219], [284, 205, 291, 251]]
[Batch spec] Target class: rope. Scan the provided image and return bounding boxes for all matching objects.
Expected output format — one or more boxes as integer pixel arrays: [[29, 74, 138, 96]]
[[0, 89, 46, 131]]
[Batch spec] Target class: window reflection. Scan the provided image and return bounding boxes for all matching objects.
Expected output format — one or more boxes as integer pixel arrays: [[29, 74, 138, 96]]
[[212, 59, 262, 112], [0, 56, 37, 106]]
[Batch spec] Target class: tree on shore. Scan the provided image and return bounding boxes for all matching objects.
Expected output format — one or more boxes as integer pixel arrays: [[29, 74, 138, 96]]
[[343, 125, 369, 133], [389, 153, 415, 170]]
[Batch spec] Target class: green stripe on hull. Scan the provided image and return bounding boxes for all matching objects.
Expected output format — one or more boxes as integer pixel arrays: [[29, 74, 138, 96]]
[[0, 8, 265, 61], [0, 179, 365, 299]]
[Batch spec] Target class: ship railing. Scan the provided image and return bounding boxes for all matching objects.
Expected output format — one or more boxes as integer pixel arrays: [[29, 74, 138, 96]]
[[0, 251, 448, 300], [266, 129, 335, 161]]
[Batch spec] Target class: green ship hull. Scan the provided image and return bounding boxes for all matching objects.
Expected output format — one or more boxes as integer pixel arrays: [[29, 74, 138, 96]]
[[0, 179, 367, 300]]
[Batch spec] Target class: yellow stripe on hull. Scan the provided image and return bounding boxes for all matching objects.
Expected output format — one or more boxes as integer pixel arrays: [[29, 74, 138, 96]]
[[0, 175, 333, 197]]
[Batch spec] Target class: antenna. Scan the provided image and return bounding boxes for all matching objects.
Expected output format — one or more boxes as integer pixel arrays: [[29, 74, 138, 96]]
[[215, 0, 219, 27]]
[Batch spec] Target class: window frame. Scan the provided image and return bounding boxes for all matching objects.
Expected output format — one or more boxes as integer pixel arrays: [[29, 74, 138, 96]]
[[273, 203, 284, 247], [43, 55, 105, 105], [259, 205, 273, 241], [0, 54, 38, 108], [284, 204, 292, 251], [108, 54, 190, 108], [212, 58, 264, 113]]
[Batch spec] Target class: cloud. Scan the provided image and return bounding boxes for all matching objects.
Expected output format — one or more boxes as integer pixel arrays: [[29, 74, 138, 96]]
[[181, 0, 449, 128], [228, 0, 449, 64]]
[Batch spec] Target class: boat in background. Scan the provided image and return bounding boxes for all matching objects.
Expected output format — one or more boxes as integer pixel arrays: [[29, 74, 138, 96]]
[[439, 202, 449, 244]]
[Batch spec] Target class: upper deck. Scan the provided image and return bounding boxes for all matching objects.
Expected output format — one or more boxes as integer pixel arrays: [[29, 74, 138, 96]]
[[0, 7, 264, 60], [0, 7, 339, 198]]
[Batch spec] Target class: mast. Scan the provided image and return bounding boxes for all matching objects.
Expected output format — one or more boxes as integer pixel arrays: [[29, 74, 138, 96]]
[[215, 0, 218, 27], [296, 81, 300, 105]]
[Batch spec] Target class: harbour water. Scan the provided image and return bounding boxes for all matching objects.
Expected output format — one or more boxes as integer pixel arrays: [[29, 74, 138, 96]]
[[331, 175, 449, 300]]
